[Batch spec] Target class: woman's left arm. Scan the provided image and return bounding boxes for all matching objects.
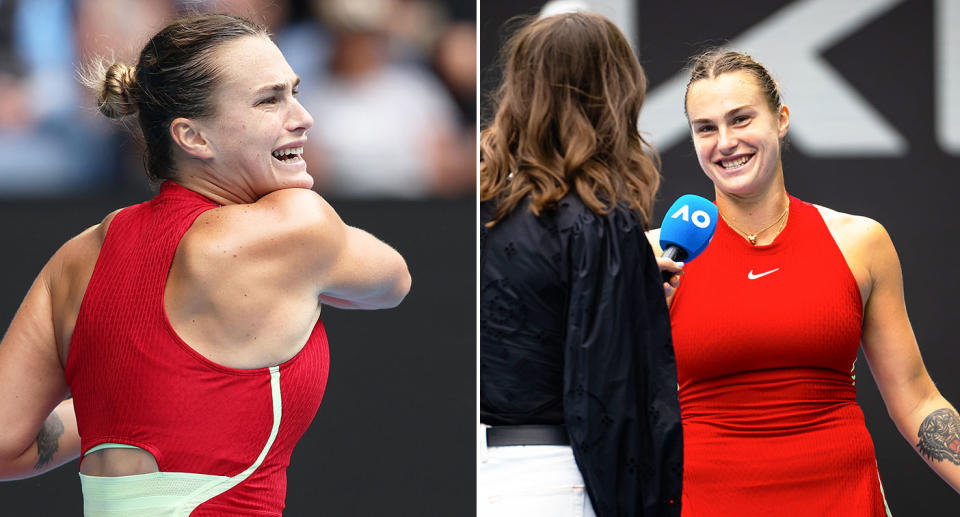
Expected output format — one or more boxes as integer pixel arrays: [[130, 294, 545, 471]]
[[858, 220, 960, 492]]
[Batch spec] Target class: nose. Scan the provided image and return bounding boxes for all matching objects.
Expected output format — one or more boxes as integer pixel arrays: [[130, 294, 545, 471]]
[[288, 98, 314, 133], [717, 125, 737, 154]]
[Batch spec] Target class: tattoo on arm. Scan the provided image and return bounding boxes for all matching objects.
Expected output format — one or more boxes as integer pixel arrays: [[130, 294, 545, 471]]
[[917, 408, 960, 465], [33, 412, 64, 471]]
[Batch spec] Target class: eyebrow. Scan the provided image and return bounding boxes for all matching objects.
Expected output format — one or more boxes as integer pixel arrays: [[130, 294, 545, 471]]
[[253, 76, 301, 96], [690, 104, 752, 125]]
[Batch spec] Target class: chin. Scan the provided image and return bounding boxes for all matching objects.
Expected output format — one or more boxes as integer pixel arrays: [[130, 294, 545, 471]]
[[273, 171, 315, 191], [711, 168, 762, 196], [286, 176, 315, 190], [712, 177, 758, 198]]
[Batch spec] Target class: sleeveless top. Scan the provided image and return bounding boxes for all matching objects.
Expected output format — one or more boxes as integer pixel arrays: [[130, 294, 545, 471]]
[[64, 181, 330, 516], [669, 196, 891, 516]]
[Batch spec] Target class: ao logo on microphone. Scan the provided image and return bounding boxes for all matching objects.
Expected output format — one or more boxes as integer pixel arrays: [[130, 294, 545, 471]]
[[670, 204, 712, 229], [659, 194, 718, 267]]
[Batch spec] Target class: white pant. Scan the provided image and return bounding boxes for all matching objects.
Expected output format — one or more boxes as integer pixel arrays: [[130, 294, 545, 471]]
[[478, 425, 597, 517]]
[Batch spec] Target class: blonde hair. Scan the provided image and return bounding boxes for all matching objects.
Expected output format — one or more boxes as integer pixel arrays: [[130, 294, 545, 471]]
[[81, 60, 139, 119]]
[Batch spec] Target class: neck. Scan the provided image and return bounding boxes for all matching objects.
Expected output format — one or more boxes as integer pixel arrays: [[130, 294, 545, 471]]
[[715, 172, 790, 246], [717, 190, 789, 229], [169, 170, 259, 206], [715, 165, 788, 230]]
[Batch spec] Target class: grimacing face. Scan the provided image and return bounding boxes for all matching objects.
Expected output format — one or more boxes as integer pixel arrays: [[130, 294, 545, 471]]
[[685, 70, 789, 200], [192, 35, 315, 198]]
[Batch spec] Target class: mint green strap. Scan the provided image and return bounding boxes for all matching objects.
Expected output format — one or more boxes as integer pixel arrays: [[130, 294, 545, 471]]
[[80, 366, 283, 516], [85, 443, 142, 456]]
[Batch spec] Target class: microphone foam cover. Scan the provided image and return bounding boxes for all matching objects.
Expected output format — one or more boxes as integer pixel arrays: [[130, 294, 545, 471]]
[[659, 194, 718, 262]]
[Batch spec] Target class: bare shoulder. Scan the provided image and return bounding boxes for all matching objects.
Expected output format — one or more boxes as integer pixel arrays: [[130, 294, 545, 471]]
[[45, 209, 123, 362], [180, 188, 347, 291], [814, 204, 891, 252], [247, 187, 338, 220], [189, 188, 343, 253], [814, 204, 899, 292], [46, 208, 122, 277]]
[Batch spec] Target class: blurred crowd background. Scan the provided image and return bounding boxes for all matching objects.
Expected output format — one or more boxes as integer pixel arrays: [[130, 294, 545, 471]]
[[0, 3, 477, 513], [0, 0, 476, 199]]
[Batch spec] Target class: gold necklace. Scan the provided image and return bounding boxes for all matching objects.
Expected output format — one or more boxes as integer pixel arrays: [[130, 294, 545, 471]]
[[720, 202, 789, 246]]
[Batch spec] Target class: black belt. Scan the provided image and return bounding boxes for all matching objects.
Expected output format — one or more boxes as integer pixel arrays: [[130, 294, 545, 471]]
[[486, 425, 570, 446]]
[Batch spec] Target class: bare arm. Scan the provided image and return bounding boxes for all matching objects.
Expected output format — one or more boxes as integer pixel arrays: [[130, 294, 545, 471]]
[[0, 399, 80, 480], [0, 262, 81, 480], [314, 223, 411, 310], [858, 220, 960, 492], [317, 292, 398, 310], [223, 188, 411, 309]]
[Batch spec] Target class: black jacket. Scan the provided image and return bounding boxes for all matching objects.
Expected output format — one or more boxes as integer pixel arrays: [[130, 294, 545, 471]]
[[481, 194, 683, 517]]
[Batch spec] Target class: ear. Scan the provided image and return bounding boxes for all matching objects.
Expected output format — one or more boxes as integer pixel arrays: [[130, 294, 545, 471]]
[[169, 117, 213, 160], [777, 105, 790, 138]]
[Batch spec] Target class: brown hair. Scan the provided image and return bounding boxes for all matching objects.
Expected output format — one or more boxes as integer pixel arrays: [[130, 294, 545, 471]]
[[81, 14, 268, 182], [684, 49, 782, 117], [479, 12, 661, 227]]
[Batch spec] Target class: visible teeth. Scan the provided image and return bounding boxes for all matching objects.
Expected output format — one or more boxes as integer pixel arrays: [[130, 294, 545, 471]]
[[272, 146, 303, 159], [720, 155, 750, 169]]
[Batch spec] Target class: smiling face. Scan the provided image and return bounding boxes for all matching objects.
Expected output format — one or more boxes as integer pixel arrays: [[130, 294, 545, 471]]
[[190, 35, 315, 198], [685, 70, 789, 199]]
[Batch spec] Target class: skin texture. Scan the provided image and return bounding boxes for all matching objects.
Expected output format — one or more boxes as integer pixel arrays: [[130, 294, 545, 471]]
[[686, 71, 791, 242], [650, 69, 960, 494], [688, 73, 788, 201], [0, 35, 410, 481], [917, 409, 960, 465], [33, 411, 64, 470], [170, 35, 316, 203]]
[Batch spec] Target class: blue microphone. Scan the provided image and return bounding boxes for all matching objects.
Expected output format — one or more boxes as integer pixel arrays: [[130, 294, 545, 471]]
[[658, 194, 718, 281]]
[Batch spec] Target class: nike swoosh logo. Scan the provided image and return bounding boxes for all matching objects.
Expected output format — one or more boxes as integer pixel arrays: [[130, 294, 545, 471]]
[[747, 268, 780, 280]]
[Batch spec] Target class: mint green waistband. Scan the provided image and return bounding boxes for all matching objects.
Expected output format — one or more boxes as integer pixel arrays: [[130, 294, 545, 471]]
[[79, 365, 283, 517], [79, 470, 228, 516], [85, 443, 141, 456]]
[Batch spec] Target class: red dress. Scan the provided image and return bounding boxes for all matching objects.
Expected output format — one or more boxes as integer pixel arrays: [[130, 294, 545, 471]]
[[669, 196, 890, 516], [65, 182, 330, 515]]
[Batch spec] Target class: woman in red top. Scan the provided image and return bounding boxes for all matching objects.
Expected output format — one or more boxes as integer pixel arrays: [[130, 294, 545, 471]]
[[0, 14, 409, 515], [654, 50, 960, 515]]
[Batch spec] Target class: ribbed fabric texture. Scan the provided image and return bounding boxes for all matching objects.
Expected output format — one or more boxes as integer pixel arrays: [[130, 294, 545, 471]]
[[670, 196, 888, 516], [65, 181, 330, 516]]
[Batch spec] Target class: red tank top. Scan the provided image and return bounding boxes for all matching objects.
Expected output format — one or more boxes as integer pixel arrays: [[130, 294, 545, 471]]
[[670, 196, 889, 516], [64, 181, 330, 515]]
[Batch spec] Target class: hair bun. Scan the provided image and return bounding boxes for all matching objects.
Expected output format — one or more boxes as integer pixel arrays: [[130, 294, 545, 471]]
[[98, 62, 138, 119]]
